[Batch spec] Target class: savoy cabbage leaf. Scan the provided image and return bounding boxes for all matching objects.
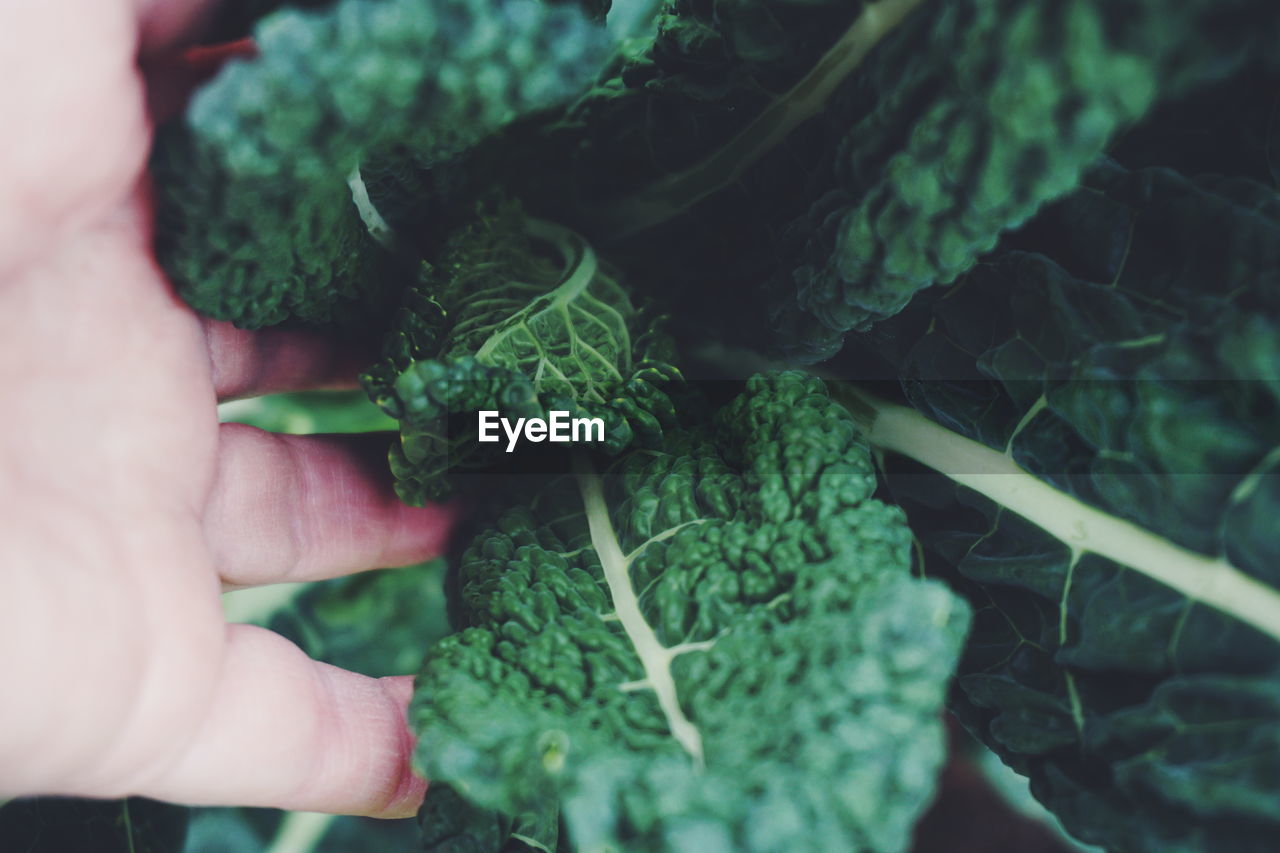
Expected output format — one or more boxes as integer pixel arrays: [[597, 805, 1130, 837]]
[[828, 159, 1280, 851], [363, 202, 681, 502], [469, 0, 1280, 363], [152, 0, 611, 328], [409, 373, 970, 852]]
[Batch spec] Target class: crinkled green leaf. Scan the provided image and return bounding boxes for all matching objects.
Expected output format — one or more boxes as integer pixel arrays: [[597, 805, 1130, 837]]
[[849, 161, 1280, 851], [0, 797, 187, 853], [495, 0, 1280, 361], [363, 202, 681, 502], [153, 0, 611, 328], [410, 373, 969, 852]]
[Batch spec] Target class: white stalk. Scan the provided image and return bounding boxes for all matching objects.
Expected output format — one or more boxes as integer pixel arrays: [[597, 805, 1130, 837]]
[[264, 811, 336, 853], [346, 166, 395, 248], [574, 454, 705, 766], [598, 0, 928, 237], [834, 386, 1280, 642]]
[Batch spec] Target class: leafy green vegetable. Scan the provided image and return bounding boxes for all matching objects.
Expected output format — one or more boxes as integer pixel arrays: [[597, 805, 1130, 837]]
[[153, 0, 611, 328], [0, 797, 188, 853], [363, 202, 681, 502], [764, 0, 1280, 359], [493, 0, 1280, 361], [267, 562, 450, 677], [829, 160, 1280, 851], [498, 0, 914, 355], [410, 373, 969, 852], [418, 784, 559, 853]]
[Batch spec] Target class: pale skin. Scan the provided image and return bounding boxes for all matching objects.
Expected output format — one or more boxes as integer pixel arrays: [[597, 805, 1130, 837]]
[[0, 1, 454, 818]]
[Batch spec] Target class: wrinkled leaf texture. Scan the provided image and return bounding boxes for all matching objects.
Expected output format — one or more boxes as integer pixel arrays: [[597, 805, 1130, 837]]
[[153, 0, 611, 329], [499, 0, 1280, 362], [363, 203, 682, 502], [848, 158, 1280, 852], [410, 373, 970, 852]]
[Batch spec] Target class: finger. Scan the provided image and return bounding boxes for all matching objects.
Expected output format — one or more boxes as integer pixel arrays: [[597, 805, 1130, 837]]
[[205, 319, 374, 401], [206, 424, 451, 588], [136, 0, 225, 55], [138, 625, 426, 816]]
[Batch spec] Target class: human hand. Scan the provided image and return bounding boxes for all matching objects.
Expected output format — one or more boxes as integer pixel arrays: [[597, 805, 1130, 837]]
[[0, 1, 452, 818]]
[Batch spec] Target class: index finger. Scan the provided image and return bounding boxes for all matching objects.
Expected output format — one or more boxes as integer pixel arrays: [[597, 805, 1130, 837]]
[[204, 319, 373, 401], [136, 0, 225, 56]]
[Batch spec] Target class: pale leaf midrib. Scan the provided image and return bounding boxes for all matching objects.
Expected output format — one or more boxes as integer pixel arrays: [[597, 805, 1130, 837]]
[[831, 383, 1280, 643], [574, 454, 706, 766], [595, 0, 929, 239]]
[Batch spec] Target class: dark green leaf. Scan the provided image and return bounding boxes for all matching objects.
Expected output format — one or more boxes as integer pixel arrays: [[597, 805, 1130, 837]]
[[153, 0, 612, 329], [267, 562, 450, 677], [852, 161, 1280, 851], [0, 797, 188, 853]]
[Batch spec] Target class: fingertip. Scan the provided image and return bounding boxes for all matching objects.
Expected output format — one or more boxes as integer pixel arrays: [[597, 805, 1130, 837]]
[[138, 626, 427, 817], [135, 0, 224, 55], [373, 675, 429, 819], [204, 319, 370, 401], [379, 499, 459, 572]]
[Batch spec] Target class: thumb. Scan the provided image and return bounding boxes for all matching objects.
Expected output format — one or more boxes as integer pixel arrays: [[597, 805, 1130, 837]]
[[137, 625, 426, 817]]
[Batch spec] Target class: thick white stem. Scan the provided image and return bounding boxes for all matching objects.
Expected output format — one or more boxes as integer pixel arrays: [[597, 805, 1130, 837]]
[[346, 166, 395, 247], [835, 386, 1280, 643], [574, 454, 705, 765], [265, 811, 336, 853]]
